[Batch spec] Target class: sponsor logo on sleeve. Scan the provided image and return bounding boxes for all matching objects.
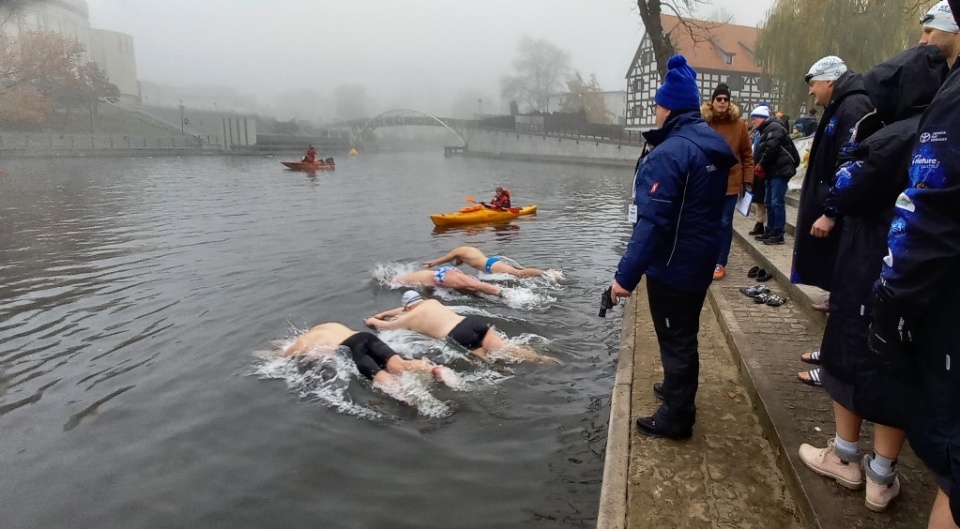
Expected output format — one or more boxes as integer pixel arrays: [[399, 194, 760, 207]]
[[650, 182, 659, 193], [894, 192, 916, 212], [919, 131, 947, 143]]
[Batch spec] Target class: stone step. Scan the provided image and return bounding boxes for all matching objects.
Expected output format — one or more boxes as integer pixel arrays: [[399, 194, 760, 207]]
[[709, 227, 936, 529], [732, 212, 827, 325]]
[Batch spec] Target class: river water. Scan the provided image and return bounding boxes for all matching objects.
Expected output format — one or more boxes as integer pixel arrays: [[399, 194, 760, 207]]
[[0, 151, 634, 529]]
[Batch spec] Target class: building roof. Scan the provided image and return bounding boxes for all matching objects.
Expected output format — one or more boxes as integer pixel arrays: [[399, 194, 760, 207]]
[[628, 14, 763, 77]]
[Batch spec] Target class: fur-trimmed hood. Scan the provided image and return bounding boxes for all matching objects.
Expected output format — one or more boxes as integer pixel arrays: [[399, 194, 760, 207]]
[[700, 102, 742, 122]]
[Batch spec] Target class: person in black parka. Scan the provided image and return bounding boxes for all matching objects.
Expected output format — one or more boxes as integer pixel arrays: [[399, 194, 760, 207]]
[[798, 45, 948, 514], [791, 57, 874, 292], [871, 1, 960, 524]]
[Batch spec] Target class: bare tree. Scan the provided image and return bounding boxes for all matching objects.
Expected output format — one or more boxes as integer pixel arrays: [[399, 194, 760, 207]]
[[635, 0, 716, 79], [500, 37, 571, 112]]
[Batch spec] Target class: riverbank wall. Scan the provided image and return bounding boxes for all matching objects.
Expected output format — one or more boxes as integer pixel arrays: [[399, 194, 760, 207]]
[[461, 128, 639, 167]]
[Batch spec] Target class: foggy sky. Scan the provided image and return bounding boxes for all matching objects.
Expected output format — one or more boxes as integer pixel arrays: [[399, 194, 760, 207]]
[[85, 0, 776, 118]]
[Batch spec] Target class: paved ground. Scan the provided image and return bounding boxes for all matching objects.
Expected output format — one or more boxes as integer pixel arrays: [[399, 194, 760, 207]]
[[601, 213, 941, 529], [623, 280, 805, 529]]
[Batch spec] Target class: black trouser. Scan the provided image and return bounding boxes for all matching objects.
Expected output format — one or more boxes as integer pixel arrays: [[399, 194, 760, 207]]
[[647, 277, 707, 430]]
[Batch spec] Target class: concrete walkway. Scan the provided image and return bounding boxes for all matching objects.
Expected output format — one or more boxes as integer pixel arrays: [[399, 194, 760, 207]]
[[598, 211, 938, 529]]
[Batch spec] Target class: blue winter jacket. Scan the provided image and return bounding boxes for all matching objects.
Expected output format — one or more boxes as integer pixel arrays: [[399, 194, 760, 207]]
[[615, 110, 737, 293]]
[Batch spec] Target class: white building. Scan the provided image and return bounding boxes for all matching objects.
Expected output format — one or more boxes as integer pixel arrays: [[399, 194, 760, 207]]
[[3, 0, 140, 102], [626, 15, 779, 130]]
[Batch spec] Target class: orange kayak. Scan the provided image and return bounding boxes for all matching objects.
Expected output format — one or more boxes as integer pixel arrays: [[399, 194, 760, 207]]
[[281, 161, 335, 171], [430, 204, 537, 227]]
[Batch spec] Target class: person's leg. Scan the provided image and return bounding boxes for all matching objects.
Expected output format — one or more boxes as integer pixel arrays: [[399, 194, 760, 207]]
[[863, 423, 906, 512], [478, 328, 557, 363], [491, 261, 545, 278], [443, 269, 502, 296], [717, 194, 738, 267], [646, 277, 706, 432], [386, 356, 465, 390], [799, 400, 864, 489], [929, 488, 959, 529], [764, 181, 780, 236], [769, 178, 788, 236]]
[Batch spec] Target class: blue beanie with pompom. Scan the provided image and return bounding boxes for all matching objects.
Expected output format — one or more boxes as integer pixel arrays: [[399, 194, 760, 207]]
[[654, 55, 701, 111]]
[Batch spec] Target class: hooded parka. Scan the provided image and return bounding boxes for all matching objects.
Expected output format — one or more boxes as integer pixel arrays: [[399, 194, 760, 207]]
[[791, 71, 873, 290]]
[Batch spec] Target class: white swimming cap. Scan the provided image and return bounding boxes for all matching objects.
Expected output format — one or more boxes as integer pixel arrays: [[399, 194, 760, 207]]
[[401, 290, 422, 308], [805, 56, 848, 83], [750, 106, 770, 119], [922, 1, 959, 33]]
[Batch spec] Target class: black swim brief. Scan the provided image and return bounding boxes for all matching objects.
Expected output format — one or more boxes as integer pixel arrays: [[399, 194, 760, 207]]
[[339, 332, 397, 380], [446, 316, 490, 351]]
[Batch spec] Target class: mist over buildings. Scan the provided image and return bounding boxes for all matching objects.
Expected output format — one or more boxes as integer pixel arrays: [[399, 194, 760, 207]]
[[11, 0, 776, 124]]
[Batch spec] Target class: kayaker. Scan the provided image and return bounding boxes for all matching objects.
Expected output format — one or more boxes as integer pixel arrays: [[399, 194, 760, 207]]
[[365, 291, 558, 364], [303, 145, 317, 163], [485, 187, 511, 209], [392, 267, 506, 297], [281, 322, 464, 390], [422, 245, 561, 280]]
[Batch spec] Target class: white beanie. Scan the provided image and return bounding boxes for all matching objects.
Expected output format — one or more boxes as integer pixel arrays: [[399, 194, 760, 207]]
[[805, 56, 848, 83], [922, 1, 959, 33], [750, 106, 770, 119]]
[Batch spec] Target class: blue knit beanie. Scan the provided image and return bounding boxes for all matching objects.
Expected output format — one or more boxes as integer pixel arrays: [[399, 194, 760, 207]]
[[655, 55, 701, 111]]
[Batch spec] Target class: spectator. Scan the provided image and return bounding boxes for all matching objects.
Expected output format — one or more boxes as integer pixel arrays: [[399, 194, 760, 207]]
[[609, 55, 736, 439], [791, 55, 873, 291], [871, 1, 960, 525], [796, 108, 819, 137], [700, 83, 755, 280], [798, 45, 947, 514], [752, 106, 800, 246]]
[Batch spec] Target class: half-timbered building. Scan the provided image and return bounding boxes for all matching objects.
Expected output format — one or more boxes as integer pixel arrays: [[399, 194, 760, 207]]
[[625, 15, 779, 130]]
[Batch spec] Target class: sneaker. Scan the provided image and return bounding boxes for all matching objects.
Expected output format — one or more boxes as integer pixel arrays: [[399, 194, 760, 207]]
[[864, 454, 901, 512], [713, 264, 726, 280], [754, 228, 772, 241], [763, 235, 785, 245], [748, 222, 765, 236], [798, 439, 863, 490]]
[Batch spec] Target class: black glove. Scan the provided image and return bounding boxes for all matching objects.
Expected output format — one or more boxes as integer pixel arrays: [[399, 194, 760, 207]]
[[868, 297, 912, 372]]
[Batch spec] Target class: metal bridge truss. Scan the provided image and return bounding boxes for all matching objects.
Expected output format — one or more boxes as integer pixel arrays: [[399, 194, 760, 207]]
[[352, 109, 466, 147]]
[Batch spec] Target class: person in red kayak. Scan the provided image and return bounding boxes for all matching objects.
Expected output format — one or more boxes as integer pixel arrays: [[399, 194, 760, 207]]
[[303, 145, 317, 163], [486, 187, 511, 209]]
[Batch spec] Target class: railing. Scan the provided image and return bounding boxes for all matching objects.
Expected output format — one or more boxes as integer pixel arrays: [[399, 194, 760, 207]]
[[0, 134, 217, 151]]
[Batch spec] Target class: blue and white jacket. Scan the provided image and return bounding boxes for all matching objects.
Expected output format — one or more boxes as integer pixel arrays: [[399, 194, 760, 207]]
[[615, 110, 737, 293]]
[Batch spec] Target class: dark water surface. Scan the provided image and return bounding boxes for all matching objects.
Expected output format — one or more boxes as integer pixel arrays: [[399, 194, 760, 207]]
[[0, 152, 632, 529]]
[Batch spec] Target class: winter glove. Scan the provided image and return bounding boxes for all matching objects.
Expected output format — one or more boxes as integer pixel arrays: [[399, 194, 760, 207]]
[[754, 165, 766, 181], [868, 294, 913, 373]]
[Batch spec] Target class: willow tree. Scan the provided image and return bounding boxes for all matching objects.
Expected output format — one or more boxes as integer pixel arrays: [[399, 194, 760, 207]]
[[757, 0, 936, 114]]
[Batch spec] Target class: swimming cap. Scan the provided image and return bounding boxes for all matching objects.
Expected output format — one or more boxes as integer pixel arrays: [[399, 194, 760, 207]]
[[401, 290, 422, 308], [922, 1, 959, 33], [805, 56, 847, 83]]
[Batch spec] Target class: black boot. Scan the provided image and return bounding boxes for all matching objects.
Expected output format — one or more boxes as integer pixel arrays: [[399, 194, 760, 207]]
[[748, 222, 764, 236], [754, 227, 772, 241]]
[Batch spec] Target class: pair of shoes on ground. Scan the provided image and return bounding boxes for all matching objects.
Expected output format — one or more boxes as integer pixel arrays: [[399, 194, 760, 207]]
[[798, 439, 901, 512], [738, 284, 786, 306], [746, 266, 773, 281]]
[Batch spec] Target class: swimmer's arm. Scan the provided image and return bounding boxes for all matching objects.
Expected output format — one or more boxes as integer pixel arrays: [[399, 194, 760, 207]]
[[370, 307, 404, 320], [423, 249, 460, 268]]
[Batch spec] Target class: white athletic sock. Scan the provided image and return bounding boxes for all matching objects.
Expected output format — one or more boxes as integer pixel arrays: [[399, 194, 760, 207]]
[[834, 434, 860, 462], [870, 453, 897, 477]]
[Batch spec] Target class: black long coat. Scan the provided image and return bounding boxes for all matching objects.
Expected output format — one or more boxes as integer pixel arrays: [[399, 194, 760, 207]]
[[791, 71, 872, 291], [817, 46, 948, 425]]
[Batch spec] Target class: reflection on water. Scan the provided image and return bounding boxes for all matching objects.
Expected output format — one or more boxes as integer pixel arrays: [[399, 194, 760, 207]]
[[0, 152, 633, 529]]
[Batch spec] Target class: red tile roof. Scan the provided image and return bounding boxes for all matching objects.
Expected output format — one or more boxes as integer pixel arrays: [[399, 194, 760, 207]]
[[660, 14, 763, 74]]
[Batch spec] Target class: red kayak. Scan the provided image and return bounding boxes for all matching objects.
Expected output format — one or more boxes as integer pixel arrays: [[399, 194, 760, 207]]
[[281, 161, 335, 171]]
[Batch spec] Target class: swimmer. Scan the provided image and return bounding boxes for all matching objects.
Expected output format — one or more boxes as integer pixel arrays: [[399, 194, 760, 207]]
[[392, 266, 505, 297], [365, 291, 558, 364], [281, 322, 464, 392], [422, 245, 561, 280]]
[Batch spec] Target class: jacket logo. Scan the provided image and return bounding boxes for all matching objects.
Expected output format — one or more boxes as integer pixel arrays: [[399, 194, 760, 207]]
[[912, 155, 940, 168], [651, 182, 659, 193], [706, 164, 717, 172], [919, 131, 947, 143]]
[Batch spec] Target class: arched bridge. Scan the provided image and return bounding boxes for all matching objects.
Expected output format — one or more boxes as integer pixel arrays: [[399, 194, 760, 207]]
[[344, 109, 469, 147]]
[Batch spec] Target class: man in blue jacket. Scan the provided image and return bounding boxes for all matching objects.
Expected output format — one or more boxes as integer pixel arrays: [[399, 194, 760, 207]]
[[871, 0, 960, 524], [610, 55, 737, 439]]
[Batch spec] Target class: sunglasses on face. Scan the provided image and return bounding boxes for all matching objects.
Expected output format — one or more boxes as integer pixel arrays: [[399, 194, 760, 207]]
[[714, 97, 729, 102]]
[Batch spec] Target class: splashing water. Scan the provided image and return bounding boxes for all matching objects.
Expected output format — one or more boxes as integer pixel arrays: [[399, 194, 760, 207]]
[[372, 261, 420, 289]]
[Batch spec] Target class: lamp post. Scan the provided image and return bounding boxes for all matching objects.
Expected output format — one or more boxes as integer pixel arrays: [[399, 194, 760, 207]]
[[477, 98, 483, 120], [179, 99, 185, 135]]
